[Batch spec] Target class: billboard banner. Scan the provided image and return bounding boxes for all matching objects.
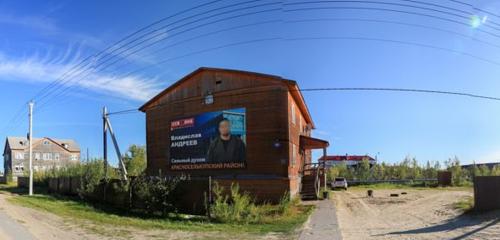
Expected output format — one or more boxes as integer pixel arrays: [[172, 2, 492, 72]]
[[169, 108, 246, 170]]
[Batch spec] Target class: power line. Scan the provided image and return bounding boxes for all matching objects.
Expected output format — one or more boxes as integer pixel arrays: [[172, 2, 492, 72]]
[[34, 0, 230, 104], [8, 0, 500, 133], [1, 0, 233, 135], [286, 36, 500, 66], [285, 1, 500, 31], [38, 0, 499, 109], [36, 0, 500, 111], [285, 5, 500, 39], [105, 86, 500, 116], [287, 17, 500, 49], [448, 0, 500, 19], [35, 2, 280, 110], [95, 0, 271, 67]]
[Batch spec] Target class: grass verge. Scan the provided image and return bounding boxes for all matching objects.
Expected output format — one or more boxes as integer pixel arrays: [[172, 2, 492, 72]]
[[453, 196, 474, 213], [5, 191, 313, 236]]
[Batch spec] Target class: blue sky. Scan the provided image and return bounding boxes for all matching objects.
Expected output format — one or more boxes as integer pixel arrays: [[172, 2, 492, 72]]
[[1, 0, 500, 169]]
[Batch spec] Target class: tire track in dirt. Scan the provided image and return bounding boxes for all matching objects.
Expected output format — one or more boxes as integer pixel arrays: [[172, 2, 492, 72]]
[[334, 188, 499, 240]]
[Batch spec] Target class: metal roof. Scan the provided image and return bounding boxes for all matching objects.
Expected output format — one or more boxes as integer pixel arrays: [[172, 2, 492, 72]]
[[5, 136, 80, 152]]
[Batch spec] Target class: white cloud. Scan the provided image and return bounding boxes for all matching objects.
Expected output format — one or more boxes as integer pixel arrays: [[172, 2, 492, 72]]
[[0, 47, 161, 102], [0, 13, 59, 33]]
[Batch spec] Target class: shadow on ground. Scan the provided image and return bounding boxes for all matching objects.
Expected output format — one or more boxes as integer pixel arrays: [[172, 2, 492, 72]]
[[383, 210, 500, 240]]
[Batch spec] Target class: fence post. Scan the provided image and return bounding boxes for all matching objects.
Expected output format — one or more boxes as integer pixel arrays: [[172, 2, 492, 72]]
[[129, 177, 133, 211]]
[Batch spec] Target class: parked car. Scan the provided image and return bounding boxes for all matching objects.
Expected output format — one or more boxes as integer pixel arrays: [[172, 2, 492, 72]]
[[331, 177, 348, 190]]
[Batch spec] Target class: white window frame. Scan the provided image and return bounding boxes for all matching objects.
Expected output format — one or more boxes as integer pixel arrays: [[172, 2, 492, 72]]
[[291, 103, 296, 125], [15, 152, 24, 159], [71, 154, 78, 161]]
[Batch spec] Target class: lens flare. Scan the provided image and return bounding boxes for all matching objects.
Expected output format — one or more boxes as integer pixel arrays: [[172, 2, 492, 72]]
[[470, 15, 481, 28]]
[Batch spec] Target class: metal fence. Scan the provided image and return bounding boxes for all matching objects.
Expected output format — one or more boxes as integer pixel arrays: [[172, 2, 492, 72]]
[[346, 179, 437, 186], [474, 176, 500, 211]]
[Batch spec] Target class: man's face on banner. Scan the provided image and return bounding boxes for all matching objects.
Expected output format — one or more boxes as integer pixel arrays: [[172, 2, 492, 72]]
[[219, 120, 231, 137]]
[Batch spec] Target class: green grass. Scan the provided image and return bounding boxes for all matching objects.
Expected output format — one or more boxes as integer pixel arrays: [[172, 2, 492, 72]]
[[453, 196, 474, 212], [4, 190, 313, 236]]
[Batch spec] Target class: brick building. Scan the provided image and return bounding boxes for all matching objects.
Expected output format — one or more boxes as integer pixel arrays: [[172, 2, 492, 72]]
[[139, 67, 329, 203], [3, 137, 80, 179]]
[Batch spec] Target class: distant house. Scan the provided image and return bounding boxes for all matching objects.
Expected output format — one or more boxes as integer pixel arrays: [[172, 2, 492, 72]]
[[3, 137, 80, 179], [319, 155, 376, 168]]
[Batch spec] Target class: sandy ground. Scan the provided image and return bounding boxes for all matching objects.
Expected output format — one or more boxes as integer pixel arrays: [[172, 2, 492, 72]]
[[0, 191, 295, 240], [334, 188, 500, 240]]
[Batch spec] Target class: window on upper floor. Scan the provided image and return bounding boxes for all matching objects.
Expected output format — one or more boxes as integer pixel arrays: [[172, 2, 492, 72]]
[[43, 153, 52, 160], [35, 152, 40, 160], [291, 103, 296, 125], [15, 152, 24, 159], [43, 140, 49, 145], [71, 154, 78, 161], [54, 153, 60, 161]]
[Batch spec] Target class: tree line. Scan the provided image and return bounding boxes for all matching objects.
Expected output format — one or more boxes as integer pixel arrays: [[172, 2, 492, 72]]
[[327, 156, 500, 186]]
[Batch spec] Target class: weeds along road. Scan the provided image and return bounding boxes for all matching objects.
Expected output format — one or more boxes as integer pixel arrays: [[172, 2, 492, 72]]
[[334, 188, 500, 240]]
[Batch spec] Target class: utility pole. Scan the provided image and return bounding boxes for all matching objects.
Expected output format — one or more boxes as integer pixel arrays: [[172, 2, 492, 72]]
[[103, 107, 108, 180], [28, 101, 34, 196], [102, 106, 128, 181]]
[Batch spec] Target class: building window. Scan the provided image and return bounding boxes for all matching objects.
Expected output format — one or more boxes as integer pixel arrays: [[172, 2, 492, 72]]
[[35, 152, 40, 160], [15, 152, 24, 159], [43, 153, 52, 160], [291, 103, 296, 125], [54, 153, 60, 161], [71, 154, 78, 161], [292, 144, 297, 166], [43, 140, 49, 145], [14, 165, 23, 172]]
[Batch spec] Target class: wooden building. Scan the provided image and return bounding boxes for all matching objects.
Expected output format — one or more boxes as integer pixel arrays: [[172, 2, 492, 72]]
[[3, 137, 80, 180], [139, 67, 329, 202]]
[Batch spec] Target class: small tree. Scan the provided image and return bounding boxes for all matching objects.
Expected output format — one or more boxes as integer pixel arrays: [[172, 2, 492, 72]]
[[356, 158, 371, 181], [491, 165, 500, 176], [123, 145, 146, 176], [478, 165, 491, 176], [447, 156, 466, 186]]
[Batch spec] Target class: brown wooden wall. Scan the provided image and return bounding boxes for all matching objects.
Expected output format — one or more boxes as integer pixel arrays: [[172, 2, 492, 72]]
[[145, 70, 292, 178]]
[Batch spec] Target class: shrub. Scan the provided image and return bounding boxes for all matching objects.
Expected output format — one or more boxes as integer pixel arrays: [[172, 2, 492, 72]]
[[131, 174, 180, 216], [210, 182, 261, 224]]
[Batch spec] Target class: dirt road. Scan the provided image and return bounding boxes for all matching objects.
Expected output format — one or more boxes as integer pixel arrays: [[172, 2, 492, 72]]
[[334, 188, 500, 240]]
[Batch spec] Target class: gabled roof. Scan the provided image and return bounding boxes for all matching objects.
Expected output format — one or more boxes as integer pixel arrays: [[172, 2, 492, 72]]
[[5, 137, 80, 152], [319, 155, 376, 162], [139, 67, 315, 128]]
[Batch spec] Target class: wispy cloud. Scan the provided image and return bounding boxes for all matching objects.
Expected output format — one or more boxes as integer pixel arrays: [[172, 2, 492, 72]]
[[0, 13, 59, 33], [0, 46, 161, 102]]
